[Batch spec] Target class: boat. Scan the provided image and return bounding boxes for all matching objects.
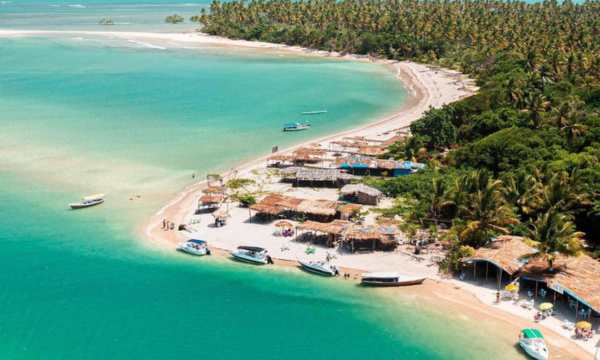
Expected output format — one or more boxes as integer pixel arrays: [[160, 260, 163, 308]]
[[69, 193, 105, 209], [519, 328, 549, 360], [231, 246, 273, 265], [282, 121, 311, 132], [177, 239, 211, 256], [360, 272, 426, 286], [301, 110, 327, 115], [298, 260, 339, 277]]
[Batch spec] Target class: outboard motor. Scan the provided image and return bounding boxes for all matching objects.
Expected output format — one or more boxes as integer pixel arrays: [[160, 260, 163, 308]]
[[267, 255, 274, 264], [206, 248, 212, 256]]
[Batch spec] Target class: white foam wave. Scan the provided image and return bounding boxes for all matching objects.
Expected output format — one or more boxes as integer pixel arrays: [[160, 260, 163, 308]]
[[127, 39, 166, 50], [67, 4, 86, 8]]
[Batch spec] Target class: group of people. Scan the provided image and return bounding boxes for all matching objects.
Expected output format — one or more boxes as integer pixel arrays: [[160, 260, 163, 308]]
[[575, 327, 593, 340], [162, 219, 175, 231]]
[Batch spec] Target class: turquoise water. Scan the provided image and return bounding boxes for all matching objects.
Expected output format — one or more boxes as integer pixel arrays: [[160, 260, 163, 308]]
[[0, 6, 523, 360]]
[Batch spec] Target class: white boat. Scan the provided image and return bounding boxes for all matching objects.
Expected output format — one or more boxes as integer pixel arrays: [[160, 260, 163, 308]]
[[69, 193, 105, 209], [301, 110, 327, 115], [231, 246, 273, 265], [298, 260, 339, 276], [360, 272, 426, 287], [519, 328, 549, 360], [177, 239, 211, 256], [282, 121, 311, 132]]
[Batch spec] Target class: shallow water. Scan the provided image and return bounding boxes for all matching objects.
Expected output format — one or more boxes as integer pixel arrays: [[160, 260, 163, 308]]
[[0, 4, 524, 359]]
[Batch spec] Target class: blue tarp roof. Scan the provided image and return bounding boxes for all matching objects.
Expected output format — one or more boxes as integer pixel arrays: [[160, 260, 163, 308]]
[[188, 239, 207, 245]]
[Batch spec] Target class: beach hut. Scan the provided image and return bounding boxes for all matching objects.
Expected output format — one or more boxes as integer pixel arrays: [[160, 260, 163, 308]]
[[341, 224, 400, 252], [337, 155, 425, 177], [340, 183, 383, 205], [296, 220, 351, 247], [249, 194, 340, 222], [197, 194, 225, 213], [521, 254, 600, 321], [337, 203, 362, 220], [280, 167, 357, 188], [462, 236, 536, 289]]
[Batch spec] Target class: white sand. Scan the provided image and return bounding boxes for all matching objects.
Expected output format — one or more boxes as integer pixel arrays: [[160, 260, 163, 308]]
[[3, 28, 592, 358]]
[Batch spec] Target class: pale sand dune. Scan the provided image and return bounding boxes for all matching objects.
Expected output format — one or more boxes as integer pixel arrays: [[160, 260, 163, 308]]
[[3, 29, 591, 358]]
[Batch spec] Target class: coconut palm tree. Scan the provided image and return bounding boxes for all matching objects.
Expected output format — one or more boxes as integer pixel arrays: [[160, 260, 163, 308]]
[[526, 208, 584, 270]]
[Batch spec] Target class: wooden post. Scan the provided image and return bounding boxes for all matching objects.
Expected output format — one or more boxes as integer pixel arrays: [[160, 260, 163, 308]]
[[485, 262, 489, 281], [496, 268, 501, 290], [535, 281, 538, 299], [576, 301, 579, 321], [473, 261, 477, 281]]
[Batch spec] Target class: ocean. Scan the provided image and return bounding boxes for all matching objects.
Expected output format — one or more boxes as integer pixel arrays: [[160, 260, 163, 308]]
[[0, 2, 523, 359]]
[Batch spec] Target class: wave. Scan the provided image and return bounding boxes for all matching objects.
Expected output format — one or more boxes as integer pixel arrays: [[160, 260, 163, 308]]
[[67, 4, 86, 8], [127, 39, 166, 50]]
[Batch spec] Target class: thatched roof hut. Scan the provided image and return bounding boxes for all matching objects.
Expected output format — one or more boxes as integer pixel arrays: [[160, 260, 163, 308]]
[[281, 167, 357, 187], [522, 254, 600, 313], [199, 194, 224, 205], [249, 193, 303, 216], [340, 184, 383, 205], [296, 220, 352, 235], [464, 236, 536, 276]]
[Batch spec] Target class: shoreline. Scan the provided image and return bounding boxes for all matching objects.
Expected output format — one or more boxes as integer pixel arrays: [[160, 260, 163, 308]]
[[3, 29, 592, 359]]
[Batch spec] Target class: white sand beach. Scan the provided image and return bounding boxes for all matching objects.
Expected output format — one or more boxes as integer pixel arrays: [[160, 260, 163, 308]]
[[2, 29, 591, 359]]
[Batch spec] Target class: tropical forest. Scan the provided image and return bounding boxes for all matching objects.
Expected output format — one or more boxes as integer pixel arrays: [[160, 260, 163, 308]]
[[196, 0, 600, 269]]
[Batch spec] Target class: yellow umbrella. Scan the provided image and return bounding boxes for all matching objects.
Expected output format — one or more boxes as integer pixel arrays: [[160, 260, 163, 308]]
[[576, 321, 592, 330], [505, 283, 518, 292], [539, 303, 554, 311]]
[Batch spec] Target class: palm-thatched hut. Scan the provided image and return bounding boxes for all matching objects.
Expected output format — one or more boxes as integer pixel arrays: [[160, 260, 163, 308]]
[[340, 183, 383, 205]]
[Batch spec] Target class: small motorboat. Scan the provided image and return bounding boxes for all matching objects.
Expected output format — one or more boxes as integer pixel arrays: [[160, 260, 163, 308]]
[[69, 193, 105, 209], [282, 121, 311, 132], [231, 246, 273, 265], [298, 260, 339, 277], [177, 239, 211, 256], [519, 328, 549, 360], [301, 110, 327, 115], [360, 272, 426, 287]]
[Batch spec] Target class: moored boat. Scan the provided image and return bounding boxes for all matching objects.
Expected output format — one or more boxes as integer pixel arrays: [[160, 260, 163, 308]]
[[231, 246, 273, 265], [301, 110, 327, 115], [283, 121, 311, 132], [298, 260, 339, 277], [69, 193, 105, 209], [360, 272, 425, 286], [177, 239, 211, 256], [518, 328, 549, 360]]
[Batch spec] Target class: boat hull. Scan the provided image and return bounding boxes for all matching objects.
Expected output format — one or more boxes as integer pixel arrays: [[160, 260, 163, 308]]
[[361, 277, 425, 287], [231, 252, 268, 265], [519, 341, 549, 360], [283, 127, 310, 132], [178, 246, 209, 256], [299, 261, 337, 277], [69, 199, 104, 209]]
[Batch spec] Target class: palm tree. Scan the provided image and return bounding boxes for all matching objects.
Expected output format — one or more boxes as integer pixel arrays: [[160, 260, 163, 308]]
[[526, 208, 584, 270], [456, 172, 519, 247]]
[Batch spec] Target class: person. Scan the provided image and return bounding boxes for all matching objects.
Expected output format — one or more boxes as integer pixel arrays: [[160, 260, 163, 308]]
[[496, 291, 500, 303]]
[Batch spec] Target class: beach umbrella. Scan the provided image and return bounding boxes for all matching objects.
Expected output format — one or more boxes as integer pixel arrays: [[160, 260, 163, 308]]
[[505, 283, 518, 292], [274, 220, 293, 228], [539, 303, 554, 311], [576, 321, 592, 330]]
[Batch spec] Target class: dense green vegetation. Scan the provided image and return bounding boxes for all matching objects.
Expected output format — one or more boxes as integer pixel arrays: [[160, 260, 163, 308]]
[[197, 0, 600, 268]]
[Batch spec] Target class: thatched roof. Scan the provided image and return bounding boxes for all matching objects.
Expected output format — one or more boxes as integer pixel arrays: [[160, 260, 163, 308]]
[[199, 194, 224, 204], [267, 148, 325, 163], [337, 203, 362, 217], [340, 184, 383, 198], [344, 225, 381, 240], [464, 236, 537, 275], [358, 146, 386, 156], [250, 193, 303, 215], [522, 254, 600, 313], [204, 186, 225, 194], [282, 167, 357, 182], [296, 199, 338, 216], [296, 220, 352, 235]]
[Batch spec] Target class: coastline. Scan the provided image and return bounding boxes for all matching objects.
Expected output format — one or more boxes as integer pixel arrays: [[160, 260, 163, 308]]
[[2, 29, 592, 359]]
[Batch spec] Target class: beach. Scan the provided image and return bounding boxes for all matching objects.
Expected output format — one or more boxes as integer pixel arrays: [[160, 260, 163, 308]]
[[1, 29, 594, 359]]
